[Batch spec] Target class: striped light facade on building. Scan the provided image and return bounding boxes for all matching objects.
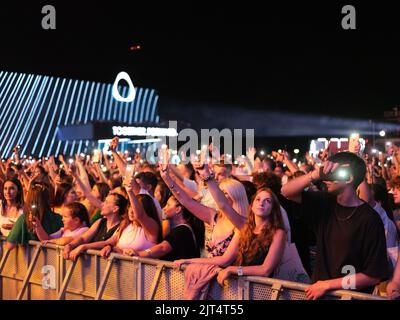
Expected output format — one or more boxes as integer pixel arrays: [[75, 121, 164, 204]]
[[0, 71, 160, 158]]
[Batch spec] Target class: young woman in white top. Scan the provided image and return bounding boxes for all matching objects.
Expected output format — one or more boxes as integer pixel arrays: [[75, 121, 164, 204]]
[[97, 178, 162, 258], [34, 202, 90, 245], [0, 178, 24, 237]]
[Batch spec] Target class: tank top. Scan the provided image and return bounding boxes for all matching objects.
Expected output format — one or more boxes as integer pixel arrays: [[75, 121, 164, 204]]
[[117, 223, 156, 251], [91, 218, 120, 242], [205, 213, 234, 258], [238, 233, 270, 266]]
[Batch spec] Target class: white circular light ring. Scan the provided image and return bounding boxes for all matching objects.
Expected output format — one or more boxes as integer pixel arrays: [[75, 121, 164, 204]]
[[112, 71, 136, 102]]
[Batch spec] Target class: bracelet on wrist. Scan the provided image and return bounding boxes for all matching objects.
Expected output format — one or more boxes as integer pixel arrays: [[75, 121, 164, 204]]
[[145, 248, 152, 257]]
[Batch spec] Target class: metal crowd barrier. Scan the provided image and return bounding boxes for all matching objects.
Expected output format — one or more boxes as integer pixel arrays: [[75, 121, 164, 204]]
[[0, 240, 386, 300]]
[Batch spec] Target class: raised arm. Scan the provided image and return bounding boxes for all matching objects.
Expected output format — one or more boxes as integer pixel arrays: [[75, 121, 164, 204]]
[[160, 165, 215, 225], [169, 169, 198, 198], [68, 165, 103, 209], [109, 136, 127, 177], [75, 155, 91, 190], [124, 177, 160, 243], [282, 151, 299, 174], [195, 164, 246, 229], [282, 161, 339, 203]]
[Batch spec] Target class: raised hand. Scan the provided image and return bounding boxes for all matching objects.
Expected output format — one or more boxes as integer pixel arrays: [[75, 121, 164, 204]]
[[247, 147, 257, 161], [109, 136, 119, 152]]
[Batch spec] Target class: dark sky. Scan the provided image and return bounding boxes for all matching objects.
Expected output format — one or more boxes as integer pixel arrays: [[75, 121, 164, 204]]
[[1, 2, 400, 123]]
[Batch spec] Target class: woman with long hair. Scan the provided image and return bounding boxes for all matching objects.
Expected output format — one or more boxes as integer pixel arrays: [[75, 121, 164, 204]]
[[173, 188, 286, 285], [6, 184, 63, 249], [53, 183, 78, 214], [125, 195, 205, 261], [99, 192, 162, 257], [0, 178, 24, 237], [83, 175, 162, 257], [160, 163, 249, 258]]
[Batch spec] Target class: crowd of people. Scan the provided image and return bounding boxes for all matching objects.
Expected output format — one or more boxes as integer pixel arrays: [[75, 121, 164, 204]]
[[1, 137, 400, 300]]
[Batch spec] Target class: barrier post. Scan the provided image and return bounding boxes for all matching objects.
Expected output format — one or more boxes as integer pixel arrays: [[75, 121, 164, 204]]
[[16, 244, 42, 300], [94, 254, 100, 293], [95, 255, 115, 300], [58, 259, 77, 300], [271, 283, 283, 300], [0, 246, 11, 302], [237, 278, 250, 300], [148, 264, 164, 300], [136, 261, 143, 300]]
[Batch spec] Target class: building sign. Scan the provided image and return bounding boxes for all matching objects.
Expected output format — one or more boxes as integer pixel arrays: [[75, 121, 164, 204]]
[[112, 126, 178, 137]]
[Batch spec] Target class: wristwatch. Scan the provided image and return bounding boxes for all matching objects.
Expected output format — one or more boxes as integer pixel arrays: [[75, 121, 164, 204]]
[[237, 266, 243, 276]]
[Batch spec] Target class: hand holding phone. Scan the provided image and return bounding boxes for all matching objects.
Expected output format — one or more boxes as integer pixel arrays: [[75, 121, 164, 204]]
[[319, 165, 351, 182]]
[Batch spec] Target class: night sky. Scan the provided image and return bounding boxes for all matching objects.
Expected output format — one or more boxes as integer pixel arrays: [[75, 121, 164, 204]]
[[1, 2, 400, 140]]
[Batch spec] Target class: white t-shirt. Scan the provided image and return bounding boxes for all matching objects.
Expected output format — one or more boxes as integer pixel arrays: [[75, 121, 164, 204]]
[[49, 226, 89, 239], [117, 223, 156, 251], [373, 202, 399, 248], [139, 188, 163, 221], [0, 208, 23, 237]]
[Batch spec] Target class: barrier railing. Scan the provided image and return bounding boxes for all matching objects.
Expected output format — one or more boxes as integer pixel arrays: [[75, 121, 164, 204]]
[[0, 240, 387, 300]]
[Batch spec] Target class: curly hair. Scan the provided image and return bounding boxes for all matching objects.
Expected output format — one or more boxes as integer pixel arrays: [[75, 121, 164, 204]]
[[235, 188, 284, 266]]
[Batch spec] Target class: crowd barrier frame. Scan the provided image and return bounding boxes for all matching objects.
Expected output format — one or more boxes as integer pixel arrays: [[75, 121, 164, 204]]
[[0, 240, 387, 300]]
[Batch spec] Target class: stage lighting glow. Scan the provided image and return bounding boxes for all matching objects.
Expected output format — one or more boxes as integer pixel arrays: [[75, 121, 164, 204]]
[[379, 130, 386, 137], [293, 158, 297, 163], [260, 150, 265, 156], [294, 149, 299, 154], [112, 71, 136, 102], [372, 149, 377, 154], [387, 142, 392, 146]]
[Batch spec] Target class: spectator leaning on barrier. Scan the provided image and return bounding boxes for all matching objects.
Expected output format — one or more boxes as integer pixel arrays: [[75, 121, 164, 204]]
[[34, 202, 90, 246], [173, 188, 286, 285], [63, 192, 127, 261], [0, 178, 24, 237], [6, 184, 63, 250], [282, 152, 389, 299], [98, 179, 162, 258], [124, 194, 205, 261]]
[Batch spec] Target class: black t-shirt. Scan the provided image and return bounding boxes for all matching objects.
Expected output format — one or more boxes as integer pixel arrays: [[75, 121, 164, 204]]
[[162, 225, 199, 261], [301, 191, 389, 293]]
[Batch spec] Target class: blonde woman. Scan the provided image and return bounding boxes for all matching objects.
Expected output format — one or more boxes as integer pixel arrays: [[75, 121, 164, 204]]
[[160, 164, 249, 257]]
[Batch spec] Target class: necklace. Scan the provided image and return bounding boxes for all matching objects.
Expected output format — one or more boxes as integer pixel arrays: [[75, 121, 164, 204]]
[[335, 203, 360, 221]]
